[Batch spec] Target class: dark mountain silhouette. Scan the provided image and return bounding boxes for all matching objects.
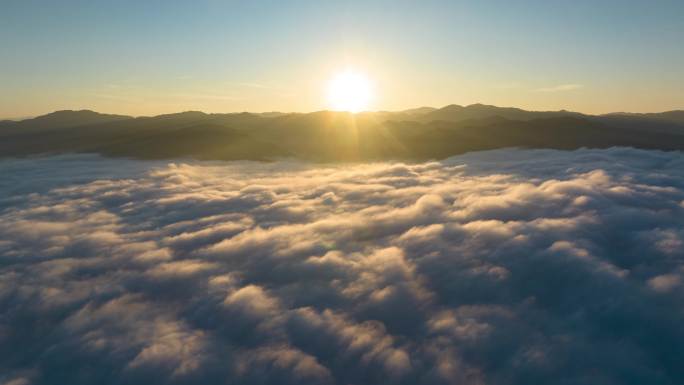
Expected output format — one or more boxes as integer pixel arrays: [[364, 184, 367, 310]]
[[100, 122, 288, 160], [1, 110, 131, 132], [2, 105, 684, 161], [419, 103, 585, 122], [602, 110, 684, 124], [396, 106, 437, 115], [597, 110, 684, 134]]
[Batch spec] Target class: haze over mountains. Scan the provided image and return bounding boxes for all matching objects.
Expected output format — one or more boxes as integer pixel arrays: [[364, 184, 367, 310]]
[[2, 104, 684, 161]]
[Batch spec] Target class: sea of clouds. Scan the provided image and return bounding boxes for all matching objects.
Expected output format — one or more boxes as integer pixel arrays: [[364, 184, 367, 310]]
[[1, 148, 684, 385]]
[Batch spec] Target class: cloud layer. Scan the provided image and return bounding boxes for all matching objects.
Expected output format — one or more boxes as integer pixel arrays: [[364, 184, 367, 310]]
[[1, 148, 684, 385]]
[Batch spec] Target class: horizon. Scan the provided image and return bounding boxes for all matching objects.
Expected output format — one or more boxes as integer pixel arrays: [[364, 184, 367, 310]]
[[2, 1, 684, 118], [6, 102, 684, 121]]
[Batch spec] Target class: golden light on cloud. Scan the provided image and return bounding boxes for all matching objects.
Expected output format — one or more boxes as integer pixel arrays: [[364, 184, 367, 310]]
[[326, 70, 373, 113]]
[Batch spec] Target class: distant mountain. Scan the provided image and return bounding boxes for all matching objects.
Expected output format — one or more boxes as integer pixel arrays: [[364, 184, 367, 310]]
[[1, 105, 683, 161], [418, 103, 584, 122], [99, 122, 288, 160], [257, 111, 289, 118], [601, 110, 684, 125], [26, 110, 131, 128], [1, 110, 132, 131], [591, 111, 684, 136], [655, 110, 684, 124], [398, 106, 437, 115]]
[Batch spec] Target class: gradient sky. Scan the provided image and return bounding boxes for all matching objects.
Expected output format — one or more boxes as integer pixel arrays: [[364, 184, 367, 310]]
[[1, 0, 683, 118]]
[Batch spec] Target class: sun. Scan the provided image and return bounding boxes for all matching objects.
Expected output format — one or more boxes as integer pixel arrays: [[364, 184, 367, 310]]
[[327, 70, 373, 113]]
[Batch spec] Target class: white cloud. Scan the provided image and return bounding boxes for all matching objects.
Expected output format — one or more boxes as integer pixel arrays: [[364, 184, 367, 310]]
[[1, 147, 684, 385]]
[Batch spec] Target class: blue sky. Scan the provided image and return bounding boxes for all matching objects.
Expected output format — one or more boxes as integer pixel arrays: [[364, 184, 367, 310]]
[[1, 0, 683, 117]]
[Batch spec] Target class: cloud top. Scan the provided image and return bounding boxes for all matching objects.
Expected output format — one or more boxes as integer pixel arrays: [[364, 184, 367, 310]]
[[1, 148, 684, 385]]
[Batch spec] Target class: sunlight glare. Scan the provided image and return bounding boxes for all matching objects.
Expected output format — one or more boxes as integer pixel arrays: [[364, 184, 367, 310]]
[[327, 70, 373, 113]]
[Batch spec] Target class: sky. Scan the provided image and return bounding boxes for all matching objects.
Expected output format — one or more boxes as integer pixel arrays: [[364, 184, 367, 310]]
[[1, 0, 683, 118]]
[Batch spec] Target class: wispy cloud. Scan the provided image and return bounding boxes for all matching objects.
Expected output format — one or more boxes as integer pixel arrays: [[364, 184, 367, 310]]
[[535, 83, 584, 92]]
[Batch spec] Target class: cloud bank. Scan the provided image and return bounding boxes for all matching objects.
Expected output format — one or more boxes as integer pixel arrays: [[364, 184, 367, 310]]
[[1, 148, 684, 385]]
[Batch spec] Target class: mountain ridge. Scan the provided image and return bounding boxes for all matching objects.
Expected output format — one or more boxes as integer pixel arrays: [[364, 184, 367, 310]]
[[4, 104, 684, 125], [2, 104, 684, 162]]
